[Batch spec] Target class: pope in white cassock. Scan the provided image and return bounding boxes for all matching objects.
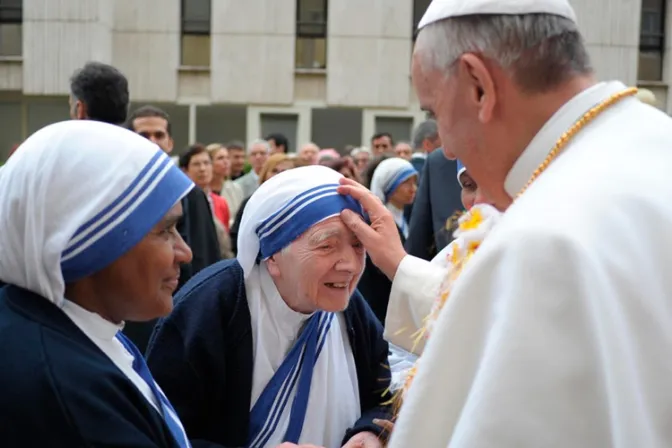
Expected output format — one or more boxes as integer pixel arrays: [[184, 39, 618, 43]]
[[336, 0, 672, 446]]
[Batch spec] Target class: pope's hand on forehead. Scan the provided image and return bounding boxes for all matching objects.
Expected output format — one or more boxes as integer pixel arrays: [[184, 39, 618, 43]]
[[336, 178, 388, 219], [337, 177, 408, 281]]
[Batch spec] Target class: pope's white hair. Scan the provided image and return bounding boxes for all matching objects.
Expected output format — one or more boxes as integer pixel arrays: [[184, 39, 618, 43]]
[[415, 14, 593, 93]]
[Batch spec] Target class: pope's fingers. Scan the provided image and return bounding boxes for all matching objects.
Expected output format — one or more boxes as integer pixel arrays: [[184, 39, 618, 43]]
[[339, 177, 360, 187], [340, 209, 378, 245], [337, 184, 387, 218]]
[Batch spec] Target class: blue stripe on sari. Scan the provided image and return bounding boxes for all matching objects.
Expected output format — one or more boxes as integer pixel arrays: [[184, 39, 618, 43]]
[[248, 312, 334, 447], [115, 332, 191, 448]]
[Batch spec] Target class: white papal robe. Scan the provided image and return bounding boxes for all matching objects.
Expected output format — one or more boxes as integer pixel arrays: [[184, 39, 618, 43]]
[[388, 81, 672, 447]]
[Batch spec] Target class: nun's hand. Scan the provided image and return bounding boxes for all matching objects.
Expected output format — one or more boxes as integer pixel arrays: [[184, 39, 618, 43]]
[[337, 177, 407, 280], [342, 431, 384, 448]]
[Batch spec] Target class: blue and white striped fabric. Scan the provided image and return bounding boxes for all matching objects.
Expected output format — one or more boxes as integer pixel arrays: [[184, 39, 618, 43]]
[[255, 184, 361, 260], [236, 165, 364, 447], [116, 332, 191, 448], [0, 120, 193, 306], [370, 157, 418, 203], [247, 312, 334, 447], [237, 166, 364, 275], [61, 149, 191, 282]]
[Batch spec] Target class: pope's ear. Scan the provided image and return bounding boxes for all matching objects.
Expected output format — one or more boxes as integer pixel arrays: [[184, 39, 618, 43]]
[[458, 53, 496, 124]]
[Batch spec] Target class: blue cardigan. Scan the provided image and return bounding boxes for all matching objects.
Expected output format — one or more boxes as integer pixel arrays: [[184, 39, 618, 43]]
[[146, 259, 393, 447], [0, 284, 183, 447]]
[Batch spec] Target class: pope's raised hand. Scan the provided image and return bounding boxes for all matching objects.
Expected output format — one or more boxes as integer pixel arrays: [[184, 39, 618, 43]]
[[337, 177, 407, 280]]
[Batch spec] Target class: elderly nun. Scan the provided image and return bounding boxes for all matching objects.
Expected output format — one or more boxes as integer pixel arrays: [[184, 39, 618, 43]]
[[357, 157, 418, 324], [0, 121, 197, 446], [146, 165, 392, 448]]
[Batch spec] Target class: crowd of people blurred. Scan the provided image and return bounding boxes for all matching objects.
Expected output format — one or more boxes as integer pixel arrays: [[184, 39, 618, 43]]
[[2, 61, 468, 352]]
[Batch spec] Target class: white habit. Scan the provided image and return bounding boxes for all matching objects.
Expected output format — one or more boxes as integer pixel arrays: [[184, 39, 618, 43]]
[[388, 80, 672, 447]]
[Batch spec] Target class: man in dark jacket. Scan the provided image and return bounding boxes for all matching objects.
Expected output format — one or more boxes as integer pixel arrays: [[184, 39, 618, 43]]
[[405, 149, 463, 260], [124, 105, 221, 351]]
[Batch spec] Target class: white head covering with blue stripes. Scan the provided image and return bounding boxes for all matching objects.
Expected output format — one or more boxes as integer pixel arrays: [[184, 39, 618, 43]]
[[0, 120, 193, 306], [238, 165, 363, 277], [369, 157, 418, 204], [370, 158, 418, 238], [237, 165, 364, 447]]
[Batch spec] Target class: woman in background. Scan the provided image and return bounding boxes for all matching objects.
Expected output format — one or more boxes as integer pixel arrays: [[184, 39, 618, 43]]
[[229, 153, 299, 254], [357, 157, 418, 324], [208, 143, 244, 225], [321, 156, 362, 184], [180, 144, 233, 259]]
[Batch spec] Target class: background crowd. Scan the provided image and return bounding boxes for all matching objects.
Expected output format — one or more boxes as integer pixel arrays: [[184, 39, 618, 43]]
[[0, 60, 468, 352]]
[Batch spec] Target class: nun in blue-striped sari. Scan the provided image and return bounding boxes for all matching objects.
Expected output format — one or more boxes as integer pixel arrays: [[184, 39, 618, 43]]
[[369, 158, 418, 241], [146, 165, 393, 448], [357, 158, 418, 324], [0, 121, 195, 447]]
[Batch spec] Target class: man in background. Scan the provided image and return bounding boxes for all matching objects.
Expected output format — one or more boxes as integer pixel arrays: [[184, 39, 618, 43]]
[[124, 105, 220, 351], [394, 142, 413, 160], [409, 119, 441, 177], [227, 140, 247, 180], [266, 133, 289, 153], [235, 139, 270, 199], [69, 62, 129, 125], [404, 119, 454, 233], [298, 142, 320, 165], [371, 132, 393, 155], [404, 149, 463, 260]]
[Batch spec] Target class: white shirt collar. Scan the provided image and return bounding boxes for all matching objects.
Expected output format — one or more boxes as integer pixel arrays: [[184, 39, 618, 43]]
[[411, 152, 427, 159], [504, 81, 628, 197], [61, 299, 123, 341]]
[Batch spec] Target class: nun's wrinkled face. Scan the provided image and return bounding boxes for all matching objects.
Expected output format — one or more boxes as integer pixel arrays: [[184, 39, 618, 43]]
[[72, 202, 192, 323], [266, 216, 365, 313]]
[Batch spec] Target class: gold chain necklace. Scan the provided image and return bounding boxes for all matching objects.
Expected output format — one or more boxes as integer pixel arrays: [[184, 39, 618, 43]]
[[400, 86, 640, 415], [516, 87, 638, 198]]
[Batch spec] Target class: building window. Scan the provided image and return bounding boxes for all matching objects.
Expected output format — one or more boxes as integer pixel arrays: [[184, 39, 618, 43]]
[[296, 0, 327, 70], [638, 0, 666, 81], [412, 0, 432, 41], [181, 0, 211, 67], [0, 0, 22, 57]]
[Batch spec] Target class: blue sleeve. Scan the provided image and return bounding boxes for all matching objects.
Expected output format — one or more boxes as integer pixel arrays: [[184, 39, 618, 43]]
[[146, 263, 234, 445], [342, 292, 394, 444], [2, 329, 174, 447]]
